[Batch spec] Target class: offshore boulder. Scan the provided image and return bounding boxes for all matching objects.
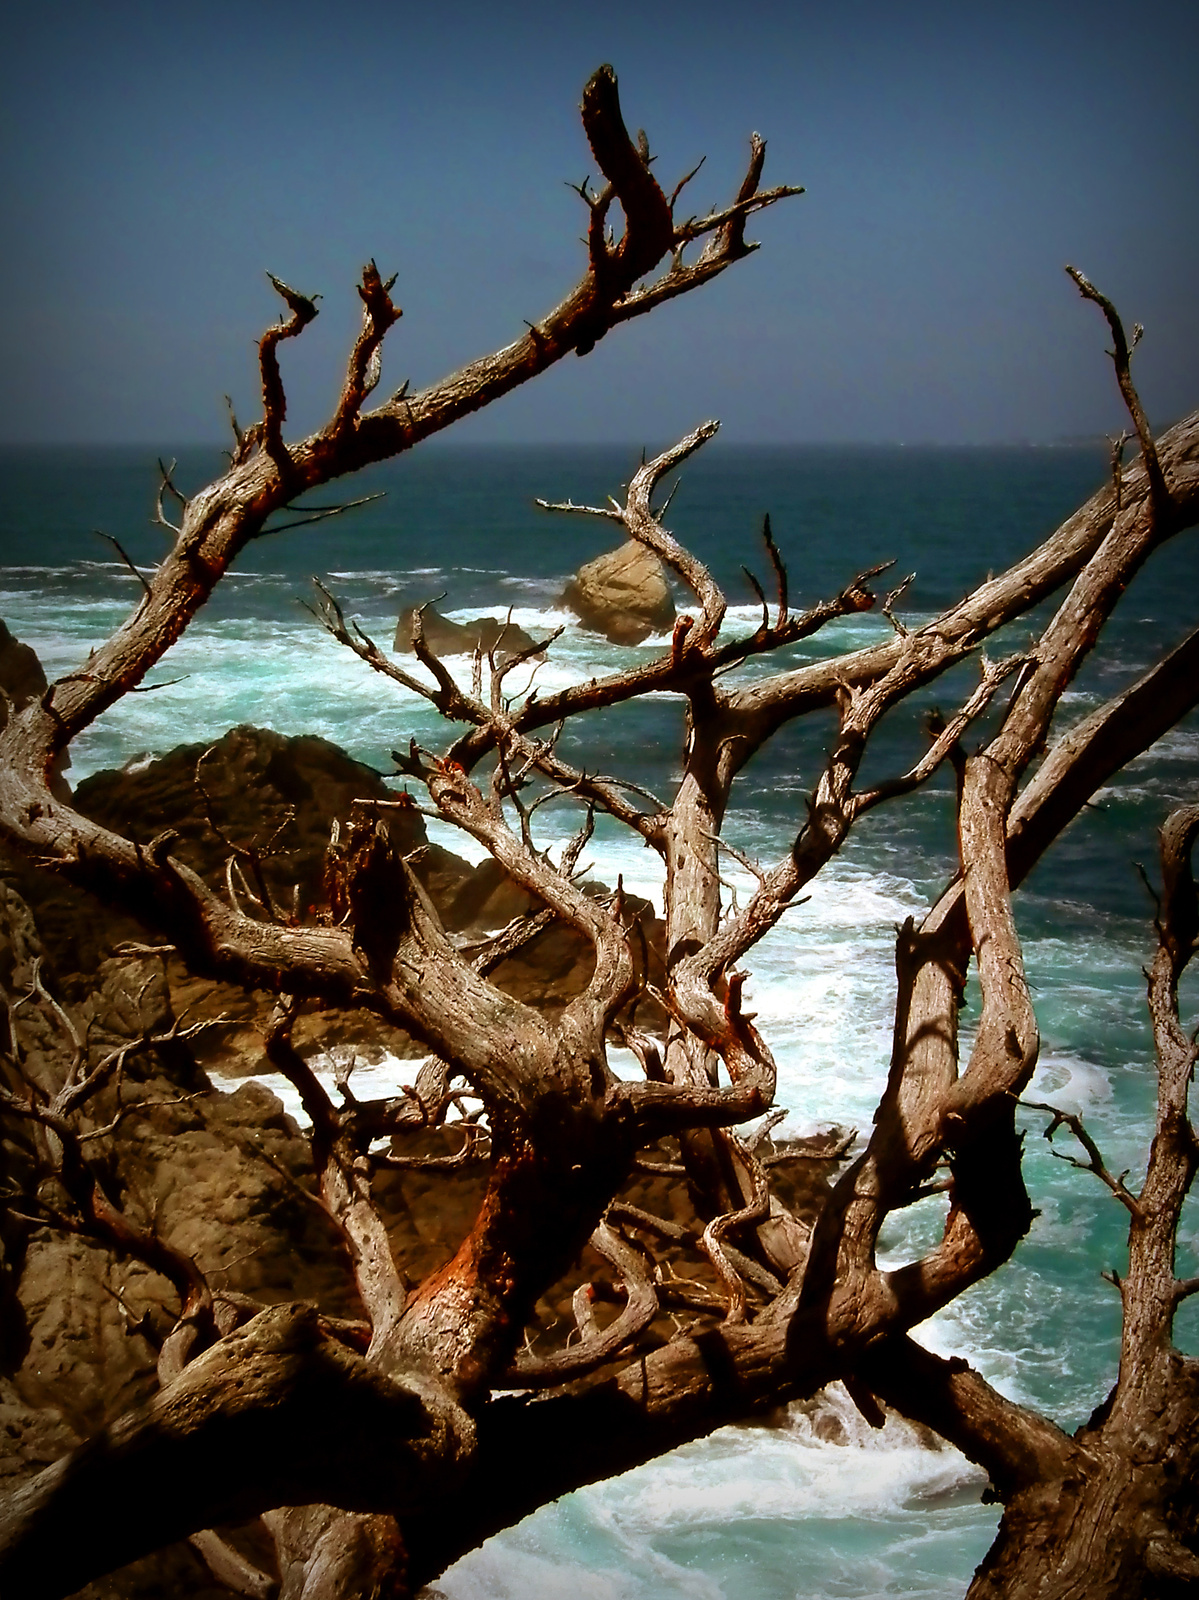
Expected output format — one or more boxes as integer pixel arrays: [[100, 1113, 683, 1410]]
[[560, 539, 675, 645], [393, 604, 538, 661]]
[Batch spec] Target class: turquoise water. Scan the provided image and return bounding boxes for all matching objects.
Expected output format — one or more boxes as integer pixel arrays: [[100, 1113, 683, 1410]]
[[2, 443, 1196, 1597]]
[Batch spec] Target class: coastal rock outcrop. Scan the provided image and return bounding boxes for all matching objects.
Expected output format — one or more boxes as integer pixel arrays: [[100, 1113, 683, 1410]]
[[77, 724, 424, 918], [0, 620, 46, 721], [0, 619, 70, 796], [0, 848, 841, 1598], [393, 604, 538, 660], [560, 539, 675, 645], [2, 712, 669, 1061], [0, 723, 440, 1062]]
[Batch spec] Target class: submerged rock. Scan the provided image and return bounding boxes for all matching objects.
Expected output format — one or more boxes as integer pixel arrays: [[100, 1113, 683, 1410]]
[[560, 540, 675, 645]]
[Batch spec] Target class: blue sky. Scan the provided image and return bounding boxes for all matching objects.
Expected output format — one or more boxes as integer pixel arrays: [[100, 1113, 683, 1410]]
[[1, 0, 1195, 444]]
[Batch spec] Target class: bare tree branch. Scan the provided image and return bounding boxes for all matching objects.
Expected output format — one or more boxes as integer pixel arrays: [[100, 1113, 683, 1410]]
[[1021, 1099, 1143, 1216], [1066, 266, 1170, 516]]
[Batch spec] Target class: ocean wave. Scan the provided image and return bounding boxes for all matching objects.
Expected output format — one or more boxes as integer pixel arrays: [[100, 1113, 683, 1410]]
[[320, 567, 525, 585], [1024, 1052, 1113, 1115], [1130, 725, 1199, 763], [440, 1394, 991, 1600], [442, 603, 576, 631], [0, 564, 113, 577], [498, 575, 568, 594]]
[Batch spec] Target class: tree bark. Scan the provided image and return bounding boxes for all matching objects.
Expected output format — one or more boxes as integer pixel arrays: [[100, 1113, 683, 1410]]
[[0, 1306, 473, 1600], [967, 1357, 1199, 1599]]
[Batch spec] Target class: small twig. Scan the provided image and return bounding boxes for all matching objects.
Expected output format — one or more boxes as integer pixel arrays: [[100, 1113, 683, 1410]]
[[853, 653, 1025, 816], [742, 564, 770, 633], [127, 675, 189, 694], [507, 1221, 658, 1386], [260, 272, 321, 463], [154, 457, 185, 536], [1021, 1097, 1143, 1216], [1065, 266, 1170, 516], [534, 496, 624, 522], [698, 1137, 771, 1325], [880, 572, 916, 637], [706, 831, 767, 888], [559, 804, 596, 878], [632, 1154, 686, 1176], [374, 1124, 489, 1171], [747, 1107, 788, 1151], [761, 512, 789, 627], [95, 532, 152, 600], [260, 492, 384, 538], [194, 746, 293, 921], [668, 154, 707, 212], [224, 395, 244, 455], [307, 579, 437, 704], [1108, 431, 1129, 513]]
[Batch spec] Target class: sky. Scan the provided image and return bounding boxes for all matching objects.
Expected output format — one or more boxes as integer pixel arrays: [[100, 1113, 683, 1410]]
[[0, 0, 1195, 446]]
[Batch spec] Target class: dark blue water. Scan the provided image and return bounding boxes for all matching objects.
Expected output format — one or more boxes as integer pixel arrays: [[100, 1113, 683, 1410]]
[[0, 438, 1117, 601], [2, 443, 1196, 1598]]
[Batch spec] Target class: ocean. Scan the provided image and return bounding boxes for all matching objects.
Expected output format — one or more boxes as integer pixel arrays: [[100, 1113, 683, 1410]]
[[1, 440, 1197, 1598]]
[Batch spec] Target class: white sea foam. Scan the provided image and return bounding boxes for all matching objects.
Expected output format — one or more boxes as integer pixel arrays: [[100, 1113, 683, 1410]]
[[1130, 724, 1199, 764], [1024, 1052, 1113, 1117], [0, 564, 105, 577]]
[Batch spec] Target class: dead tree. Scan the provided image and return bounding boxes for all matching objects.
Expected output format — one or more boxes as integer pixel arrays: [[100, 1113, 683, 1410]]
[[0, 64, 1197, 1600]]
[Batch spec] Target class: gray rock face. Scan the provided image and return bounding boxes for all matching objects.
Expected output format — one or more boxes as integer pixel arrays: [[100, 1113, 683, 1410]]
[[393, 605, 538, 660], [560, 540, 675, 645]]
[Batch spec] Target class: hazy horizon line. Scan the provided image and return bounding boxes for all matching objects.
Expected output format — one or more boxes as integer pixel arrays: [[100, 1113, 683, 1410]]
[[0, 434, 1122, 454]]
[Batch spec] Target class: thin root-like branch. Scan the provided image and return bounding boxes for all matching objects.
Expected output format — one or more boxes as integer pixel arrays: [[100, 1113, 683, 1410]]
[[154, 458, 185, 536], [1021, 1097, 1143, 1217], [261, 492, 384, 538], [761, 512, 789, 628], [506, 1221, 658, 1386], [698, 1136, 771, 1324]]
